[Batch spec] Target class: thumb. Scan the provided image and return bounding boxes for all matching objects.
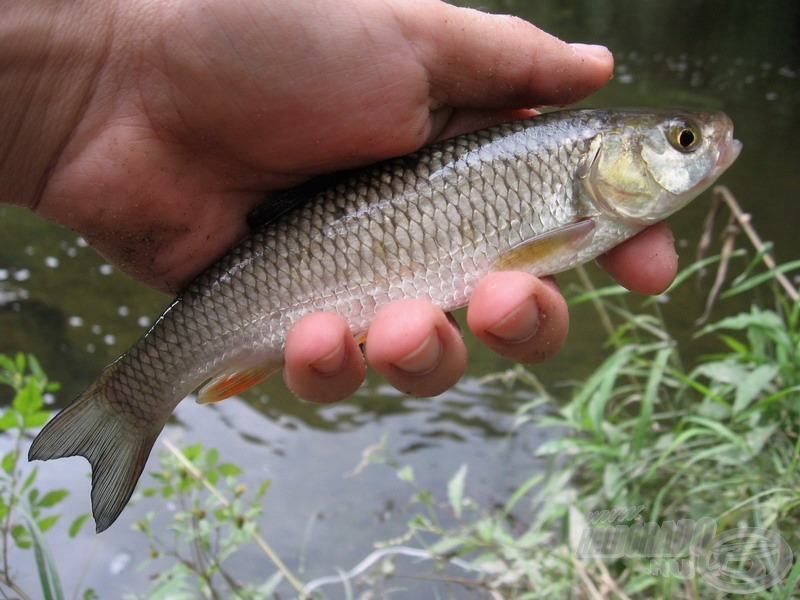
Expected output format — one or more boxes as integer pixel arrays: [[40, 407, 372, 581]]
[[402, 2, 613, 109]]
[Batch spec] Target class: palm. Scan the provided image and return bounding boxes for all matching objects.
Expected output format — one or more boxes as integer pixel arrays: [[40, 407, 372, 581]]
[[38, 0, 612, 293]]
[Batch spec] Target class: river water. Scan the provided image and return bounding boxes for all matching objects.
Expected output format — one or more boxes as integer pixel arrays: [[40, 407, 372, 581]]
[[0, 1, 798, 597]]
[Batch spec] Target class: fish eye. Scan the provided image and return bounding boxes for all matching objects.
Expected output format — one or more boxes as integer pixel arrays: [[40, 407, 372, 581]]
[[667, 120, 701, 153]]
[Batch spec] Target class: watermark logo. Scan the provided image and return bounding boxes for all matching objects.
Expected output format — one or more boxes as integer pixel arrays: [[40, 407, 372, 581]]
[[700, 527, 792, 594], [576, 508, 792, 594]]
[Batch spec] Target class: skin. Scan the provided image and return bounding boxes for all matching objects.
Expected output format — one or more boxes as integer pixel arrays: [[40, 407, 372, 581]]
[[0, 0, 677, 403]]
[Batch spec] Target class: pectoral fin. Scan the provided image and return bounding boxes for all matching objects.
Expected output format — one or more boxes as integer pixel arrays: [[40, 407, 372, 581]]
[[196, 365, 274, 405], [492, 219, 595, 271]]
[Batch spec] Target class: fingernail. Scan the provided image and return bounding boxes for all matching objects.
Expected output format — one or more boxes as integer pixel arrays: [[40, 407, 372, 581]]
[[310, 341, 347, 375], [392, 330, 442, 375], [570, 43, 611, 61], [486, 297, 540, 343]]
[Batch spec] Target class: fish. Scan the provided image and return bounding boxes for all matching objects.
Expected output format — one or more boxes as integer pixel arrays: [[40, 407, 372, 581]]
[[28, 108, 742, 532]]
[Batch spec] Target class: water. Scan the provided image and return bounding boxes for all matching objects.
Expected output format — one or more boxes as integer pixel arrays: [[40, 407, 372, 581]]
[[1, 1, 798, 596]]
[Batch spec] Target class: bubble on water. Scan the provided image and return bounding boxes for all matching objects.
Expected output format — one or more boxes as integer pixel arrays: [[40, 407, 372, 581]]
[[66, 247, 77, 258], [117, 305, 130, 317], [24, 246, 34, 256], [617, 73, 634, 84], [68, 316, 84, 327], [778, 66, 797, 78], [76, 237, 88, 248], [91, 324, 102, 335], [99, 264, 114, 276], [766, 92, 778, 101], [44, 256, 59, 268], [0, 269, 7, 281], [12, 269, 30, 282], [761, 61, 773, 71], [86, 343, 96, 353], [43, 393, 56, 406], [137, 316, 151, 328], [103, 334, 116, 346]]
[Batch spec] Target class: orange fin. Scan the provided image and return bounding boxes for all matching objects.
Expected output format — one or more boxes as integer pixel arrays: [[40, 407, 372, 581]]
[[196, 365, 273, 405], [354, 331, 368, 346], [491, 219, 595, 271]]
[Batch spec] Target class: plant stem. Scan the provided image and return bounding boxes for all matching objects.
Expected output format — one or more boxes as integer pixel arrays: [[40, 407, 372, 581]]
[[713, 185, 799, 302], [161, 438, 310, 599]]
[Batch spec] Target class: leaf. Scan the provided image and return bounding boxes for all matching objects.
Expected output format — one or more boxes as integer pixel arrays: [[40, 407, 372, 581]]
[[255, 480, 271, 500], [218, 462, 242, 477], [733, 364, 779, 413], [36, 514, 59, 533], [0, 410, 18, 430], [23, 410, 51, 429], [447, 465, 467, 519], [1, 450, 16, 475], [396, 466, 414, 483], [21, 466, 38, 492], [37, 489, 69, 508], [69, 514, 90, 538], [13, 378, 42, 414], [603, 462, 622, 501], [11, 523, 30, 546], [694, 360, 741, 385]]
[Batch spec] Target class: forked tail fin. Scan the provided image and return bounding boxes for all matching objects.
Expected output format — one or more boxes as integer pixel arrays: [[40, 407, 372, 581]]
[[28, 377, 161, 532]]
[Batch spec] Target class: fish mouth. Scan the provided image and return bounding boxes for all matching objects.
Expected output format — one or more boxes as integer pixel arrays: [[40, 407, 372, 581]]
[[704, 123, 742, 185], [718, 135, 743, 172]]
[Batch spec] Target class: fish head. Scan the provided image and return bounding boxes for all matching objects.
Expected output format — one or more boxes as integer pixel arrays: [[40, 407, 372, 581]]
[[585, 110, 742, 224]]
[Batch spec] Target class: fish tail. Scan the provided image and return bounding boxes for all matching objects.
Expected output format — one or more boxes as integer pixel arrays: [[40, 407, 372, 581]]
[[28, 374, 161, 533]]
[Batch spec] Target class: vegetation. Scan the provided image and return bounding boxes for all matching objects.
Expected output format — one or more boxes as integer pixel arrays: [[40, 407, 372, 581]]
[[0, 186, 798, 598], [0, 353, 93, 600]]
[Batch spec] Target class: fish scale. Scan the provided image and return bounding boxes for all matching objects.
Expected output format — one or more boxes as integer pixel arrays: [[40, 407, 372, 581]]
[[28, 108, 741, 532]]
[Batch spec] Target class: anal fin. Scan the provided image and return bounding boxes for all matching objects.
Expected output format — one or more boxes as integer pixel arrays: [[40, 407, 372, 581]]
[[492, 219, 595, 271], [196, 365, 274, 405]]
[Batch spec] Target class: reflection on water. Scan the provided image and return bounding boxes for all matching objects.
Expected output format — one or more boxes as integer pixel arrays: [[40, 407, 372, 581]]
[[0, 0, 798, 595]]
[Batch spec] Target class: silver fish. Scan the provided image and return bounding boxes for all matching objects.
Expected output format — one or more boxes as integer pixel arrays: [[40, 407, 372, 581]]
[[29, 108, 741, 531]]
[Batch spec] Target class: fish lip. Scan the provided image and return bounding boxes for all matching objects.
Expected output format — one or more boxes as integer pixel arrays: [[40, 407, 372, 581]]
[[708, 124, 742, 181], [719, 137, 743, 171]]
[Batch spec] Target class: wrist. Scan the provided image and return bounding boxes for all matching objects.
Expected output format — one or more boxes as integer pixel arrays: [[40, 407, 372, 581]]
[[0, 1, 116, 209]]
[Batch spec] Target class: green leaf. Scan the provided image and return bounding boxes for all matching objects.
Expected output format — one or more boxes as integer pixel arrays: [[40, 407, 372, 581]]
[[69, 514, 90, 538], [733, 364, 779, 413], [1, 450, 16, 475], [15, 353, 25, 374], [396, 466, 414, 483], [13, 378, 43, 414], [218, 462, 242, 477], [0, 410, 18, 430], [21, 466, 38, 492], [37, 489, 69, 508], [37, 514, 59, 533], [23, 410, 51, 429], [447, 465, 467, 519], [255, 480, 271, 500], [11, 523, 30, 546]]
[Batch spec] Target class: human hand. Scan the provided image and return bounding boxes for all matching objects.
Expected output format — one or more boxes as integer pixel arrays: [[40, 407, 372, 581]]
[[1, 0, 675, 403]]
